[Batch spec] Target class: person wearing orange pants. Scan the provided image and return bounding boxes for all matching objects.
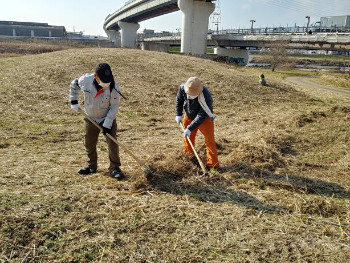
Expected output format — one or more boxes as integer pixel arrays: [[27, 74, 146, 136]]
[[175, 77, 219, 169], [183, 116, 219, 168]]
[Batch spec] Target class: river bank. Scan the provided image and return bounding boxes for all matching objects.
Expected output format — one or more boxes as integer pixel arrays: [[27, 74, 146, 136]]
[[249, 54, 350, 71]]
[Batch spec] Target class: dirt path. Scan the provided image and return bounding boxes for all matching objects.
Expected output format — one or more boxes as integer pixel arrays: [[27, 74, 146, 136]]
[[286, 76, 350, 96]]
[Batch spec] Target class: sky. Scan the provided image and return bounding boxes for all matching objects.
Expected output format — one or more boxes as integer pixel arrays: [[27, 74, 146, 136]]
[[1, 0, 350, 36]]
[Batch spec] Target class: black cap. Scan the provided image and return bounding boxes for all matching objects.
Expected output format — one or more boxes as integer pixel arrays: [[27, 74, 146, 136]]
[[95, 63, 113, 83]]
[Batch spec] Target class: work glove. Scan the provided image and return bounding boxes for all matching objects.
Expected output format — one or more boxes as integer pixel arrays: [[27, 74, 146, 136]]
[[175, 116, 183, 123], [102, 126, 112, 136], [71, 104, 81, 112], [98, 121, 112, 136], [184, 128, 191, 137]]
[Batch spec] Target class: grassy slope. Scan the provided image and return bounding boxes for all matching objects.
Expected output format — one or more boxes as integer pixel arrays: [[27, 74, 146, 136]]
[[0, 48, 349, 262]]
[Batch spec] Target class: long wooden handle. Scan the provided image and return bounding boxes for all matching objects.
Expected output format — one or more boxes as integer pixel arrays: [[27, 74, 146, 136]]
[[180, 122, 207, 174], [79, 109, 150, 171]]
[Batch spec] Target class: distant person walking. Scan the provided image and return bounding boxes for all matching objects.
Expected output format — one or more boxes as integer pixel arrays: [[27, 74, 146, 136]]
[[69, 63, 124, 180], [175, 77, 219, 171]]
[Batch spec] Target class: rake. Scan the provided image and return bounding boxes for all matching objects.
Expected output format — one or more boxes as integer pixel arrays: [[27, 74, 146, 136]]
[[79, 109, 153, 177]]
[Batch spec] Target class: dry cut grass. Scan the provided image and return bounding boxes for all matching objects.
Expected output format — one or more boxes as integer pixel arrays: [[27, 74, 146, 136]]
[[0, 37, 91, 57], [314, 72, 350, 91], [0, 48, 349, 262]]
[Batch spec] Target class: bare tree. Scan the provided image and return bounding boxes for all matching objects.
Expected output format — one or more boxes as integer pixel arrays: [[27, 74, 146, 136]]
[[263, 40, 293, 72]]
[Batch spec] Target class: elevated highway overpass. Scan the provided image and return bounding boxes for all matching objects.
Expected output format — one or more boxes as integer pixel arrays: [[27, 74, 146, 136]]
[[142, 32, 350, 51], [104, 0, 217, 54], [104, 0, 350, 60], [104, 0, 179, 31]]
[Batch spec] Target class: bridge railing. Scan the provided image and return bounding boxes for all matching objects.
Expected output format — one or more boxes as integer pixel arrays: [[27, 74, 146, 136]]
[[210, 25, 350, 35], [138, 25, 350, 40], [125, 0, 136, 5], [105, 0, 144, 23]]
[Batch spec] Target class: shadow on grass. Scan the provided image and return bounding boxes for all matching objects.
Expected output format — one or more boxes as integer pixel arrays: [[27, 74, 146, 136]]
[[224, 163, 350, 199], [147, 170, 287, 214]]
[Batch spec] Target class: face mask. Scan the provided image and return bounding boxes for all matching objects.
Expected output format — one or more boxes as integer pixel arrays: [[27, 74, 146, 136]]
[[99, 81, 110, 88], [187, 95, 198, 100]]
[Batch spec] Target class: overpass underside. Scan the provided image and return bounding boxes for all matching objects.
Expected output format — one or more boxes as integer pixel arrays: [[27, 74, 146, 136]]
[[123, 3, 179, 24], [104, 0, 180, 45]]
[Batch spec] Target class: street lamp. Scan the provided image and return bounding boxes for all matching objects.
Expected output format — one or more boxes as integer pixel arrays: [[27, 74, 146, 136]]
[[305, 16, 310, 33], [250, 20, 256, 33]]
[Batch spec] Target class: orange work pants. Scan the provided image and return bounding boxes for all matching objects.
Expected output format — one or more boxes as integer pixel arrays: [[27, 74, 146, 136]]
[[183, 116, 219, 168]]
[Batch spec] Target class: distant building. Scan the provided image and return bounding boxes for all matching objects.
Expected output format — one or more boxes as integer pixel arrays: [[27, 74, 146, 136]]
[[0, 21, 66, 37], [320, 15, 350, 28], [66, 31, 84, 38], [143, 29, 155, 37]]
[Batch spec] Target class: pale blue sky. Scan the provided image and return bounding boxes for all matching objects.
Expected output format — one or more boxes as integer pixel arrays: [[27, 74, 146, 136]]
[[1, 0, 349, 36]]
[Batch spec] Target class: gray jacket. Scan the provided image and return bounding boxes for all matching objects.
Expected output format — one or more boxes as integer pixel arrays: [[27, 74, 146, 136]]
[[69, 74, 120, 128]]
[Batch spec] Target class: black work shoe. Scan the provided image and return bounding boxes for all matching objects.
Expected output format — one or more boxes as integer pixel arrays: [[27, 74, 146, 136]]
[[111, 167, 124, 180], [78, 167, 97, 175]]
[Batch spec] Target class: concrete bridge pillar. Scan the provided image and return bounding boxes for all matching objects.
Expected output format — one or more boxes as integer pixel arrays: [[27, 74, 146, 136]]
[[178, 0, 215, 54], [118, 21, 140, 48], [105, 30, 121, 47]]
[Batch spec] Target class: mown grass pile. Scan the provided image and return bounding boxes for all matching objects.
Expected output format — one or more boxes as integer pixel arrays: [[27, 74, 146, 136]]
[[0, 48, 349, 262]]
